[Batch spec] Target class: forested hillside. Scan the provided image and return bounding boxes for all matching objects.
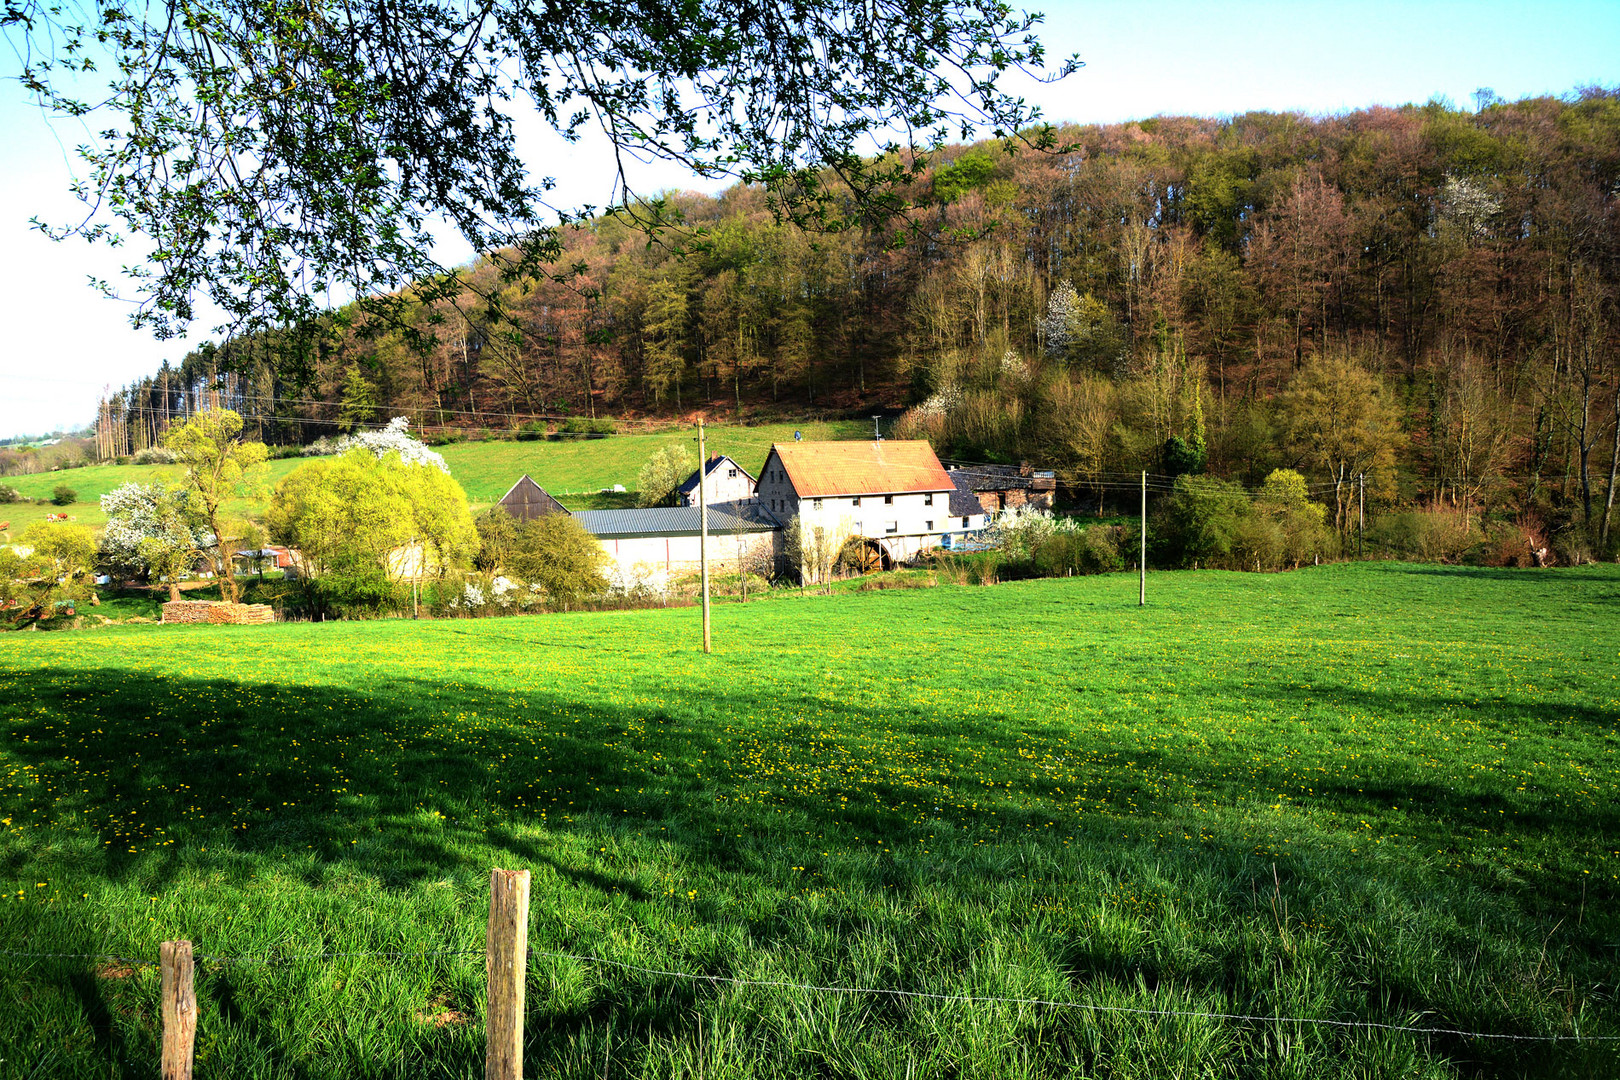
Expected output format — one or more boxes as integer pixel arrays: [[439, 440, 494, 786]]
[[91, 90, 1620, 547]]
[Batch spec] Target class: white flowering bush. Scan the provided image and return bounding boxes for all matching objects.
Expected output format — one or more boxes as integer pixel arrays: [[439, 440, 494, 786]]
[[987, 504, 1080, 562], [1439, 176, 1501, 239], [606, 563, 670, 603], [99, 482, 211, 590], [913, 382, 961, 420], [333, 417, 449, 473]]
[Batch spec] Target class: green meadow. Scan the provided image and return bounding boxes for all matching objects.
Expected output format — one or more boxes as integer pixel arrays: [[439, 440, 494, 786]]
[[0, 420, 868, 537], [1, 564, 1617, 1078]]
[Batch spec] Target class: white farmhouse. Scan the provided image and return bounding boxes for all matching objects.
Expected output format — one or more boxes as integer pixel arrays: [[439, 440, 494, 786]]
[[677, 454, 757, 505], [755, 440, 986, 575]]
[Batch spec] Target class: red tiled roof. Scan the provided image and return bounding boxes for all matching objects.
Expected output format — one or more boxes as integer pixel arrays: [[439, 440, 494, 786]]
[[769, 440, 954, 497]]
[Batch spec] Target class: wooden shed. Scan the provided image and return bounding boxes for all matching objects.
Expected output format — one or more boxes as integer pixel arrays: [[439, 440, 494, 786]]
[[497, 475, 569, 521]]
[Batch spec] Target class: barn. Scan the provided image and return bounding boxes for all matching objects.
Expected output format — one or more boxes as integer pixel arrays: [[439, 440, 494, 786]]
[[497, 475, 569, 520]]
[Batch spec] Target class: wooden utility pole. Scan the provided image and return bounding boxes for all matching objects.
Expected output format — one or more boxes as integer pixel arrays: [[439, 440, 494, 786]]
[[1139, 471, 1147, 607], [160, 939, 196, 1080], [486, 868, 531, 1080], [698, 420, 712, 654]]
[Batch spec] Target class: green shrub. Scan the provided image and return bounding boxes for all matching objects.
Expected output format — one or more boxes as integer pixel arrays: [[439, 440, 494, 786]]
[[305, 570, 408, 619], [1033, 527, 1125, 577], [560, 417, 616, 436], [51, 484, 77, 506], [506, 514, 610, 608], [1368, 506, 1477, 563], [0, 484, 19, 504], [1157, 475, 1249, 568], [1230, 514, 1285, 571]]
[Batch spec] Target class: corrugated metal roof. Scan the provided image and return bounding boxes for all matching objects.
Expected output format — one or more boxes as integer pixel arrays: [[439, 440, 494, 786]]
[[768, 440, 953, 497], [574, 501, 780, 539]]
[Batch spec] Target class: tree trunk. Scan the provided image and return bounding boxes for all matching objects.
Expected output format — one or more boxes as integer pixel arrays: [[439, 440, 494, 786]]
[[1603, 380, 1620, 548]]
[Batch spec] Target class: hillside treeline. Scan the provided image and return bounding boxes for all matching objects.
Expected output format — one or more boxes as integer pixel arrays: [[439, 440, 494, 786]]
[[93, 90, 1620, 546]]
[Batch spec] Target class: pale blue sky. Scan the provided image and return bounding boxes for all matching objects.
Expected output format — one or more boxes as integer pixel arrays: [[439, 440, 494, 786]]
[[1, 0, 1616, 438]]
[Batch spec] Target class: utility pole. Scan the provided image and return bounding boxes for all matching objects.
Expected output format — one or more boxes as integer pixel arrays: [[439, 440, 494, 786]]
[[698, 419, 712, 654], [1139, 470, 1147, 607], [872, 415, 882, 440]]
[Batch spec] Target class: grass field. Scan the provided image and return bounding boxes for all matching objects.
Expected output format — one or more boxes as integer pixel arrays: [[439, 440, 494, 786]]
[[0, 420, 869, 541], [1, 564, 1617, 1078]]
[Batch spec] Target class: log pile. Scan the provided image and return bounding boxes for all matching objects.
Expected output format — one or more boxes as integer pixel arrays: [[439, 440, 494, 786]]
[[160, 601, 276, 625]]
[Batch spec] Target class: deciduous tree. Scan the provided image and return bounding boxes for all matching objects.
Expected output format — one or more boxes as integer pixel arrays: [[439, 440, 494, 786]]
[[163, 409, 269, 602]]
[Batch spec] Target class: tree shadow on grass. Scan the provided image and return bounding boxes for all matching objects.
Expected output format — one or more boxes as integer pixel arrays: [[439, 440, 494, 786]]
[[2, 663, 1613, 1077]]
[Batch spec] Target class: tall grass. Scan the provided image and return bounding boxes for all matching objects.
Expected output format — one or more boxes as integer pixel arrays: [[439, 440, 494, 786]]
[[1, 563, 1616, 1077]]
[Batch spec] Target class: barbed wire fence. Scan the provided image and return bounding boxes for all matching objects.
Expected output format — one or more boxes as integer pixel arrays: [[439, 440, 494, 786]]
[[6, 869, 1616, 1078]]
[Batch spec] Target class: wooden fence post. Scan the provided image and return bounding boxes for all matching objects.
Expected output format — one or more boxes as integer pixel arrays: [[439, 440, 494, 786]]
[[486, 868, 531, 1080], [160, 939, 196, 1080]]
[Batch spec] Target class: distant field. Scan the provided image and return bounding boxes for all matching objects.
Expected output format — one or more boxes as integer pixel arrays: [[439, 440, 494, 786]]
[[1, 564, 1616, 1078], [0, 420, 869, 542]]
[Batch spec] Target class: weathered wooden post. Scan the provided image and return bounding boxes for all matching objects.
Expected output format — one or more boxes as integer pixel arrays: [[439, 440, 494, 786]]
[[486, 868, 531, 1080], [160, 939, 196, 1080]]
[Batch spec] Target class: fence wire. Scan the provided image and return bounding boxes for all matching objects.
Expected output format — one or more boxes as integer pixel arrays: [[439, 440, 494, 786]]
[[5, 946, 1611, 1045]]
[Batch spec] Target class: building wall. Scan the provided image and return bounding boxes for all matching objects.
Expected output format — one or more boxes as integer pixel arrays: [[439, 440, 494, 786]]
[[682, 462, 757, 505], [758, 450, 988, 580], [593, 530, 779, 577]]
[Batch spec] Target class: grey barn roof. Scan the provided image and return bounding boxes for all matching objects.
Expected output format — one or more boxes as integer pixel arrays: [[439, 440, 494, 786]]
[[573, 501, 781, 540]]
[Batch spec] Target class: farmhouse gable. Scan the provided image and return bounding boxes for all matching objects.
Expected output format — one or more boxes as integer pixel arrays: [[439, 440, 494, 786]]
[[677, 455, 757, 506]]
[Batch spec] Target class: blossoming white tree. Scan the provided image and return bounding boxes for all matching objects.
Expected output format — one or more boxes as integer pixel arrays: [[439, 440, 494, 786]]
[[99, 481, 211, 599], [332, 417, 450, 474]]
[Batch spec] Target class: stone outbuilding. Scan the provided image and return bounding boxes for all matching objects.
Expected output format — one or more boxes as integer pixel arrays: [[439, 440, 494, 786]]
[[946, 463, 1056, 513]]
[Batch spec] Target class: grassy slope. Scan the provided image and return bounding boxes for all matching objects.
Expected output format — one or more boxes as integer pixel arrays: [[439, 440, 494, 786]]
[[0, 420, 868, 542], [2, 566, 1617, 1078]]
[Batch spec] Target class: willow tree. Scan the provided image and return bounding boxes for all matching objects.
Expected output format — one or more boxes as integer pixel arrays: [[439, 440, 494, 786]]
[[8, 0, 1077, 343]]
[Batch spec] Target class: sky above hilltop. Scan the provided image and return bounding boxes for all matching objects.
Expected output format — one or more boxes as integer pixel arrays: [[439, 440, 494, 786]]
[[1, 0, 1617, 438]]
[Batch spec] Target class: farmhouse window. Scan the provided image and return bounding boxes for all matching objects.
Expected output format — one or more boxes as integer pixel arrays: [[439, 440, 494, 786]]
[[884, 494, 894, 504], [851, 496, 861, 506], [924, 494, 934, 506], [926, 520, 934, 531], [813, 498, 822, 509], [885, 521, 898, 534], [728, 468, 737, 477], [961, 517, 969, 528]]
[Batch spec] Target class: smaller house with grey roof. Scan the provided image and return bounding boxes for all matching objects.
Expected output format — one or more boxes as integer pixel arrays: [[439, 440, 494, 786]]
[[677, 455, 757, 506]]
